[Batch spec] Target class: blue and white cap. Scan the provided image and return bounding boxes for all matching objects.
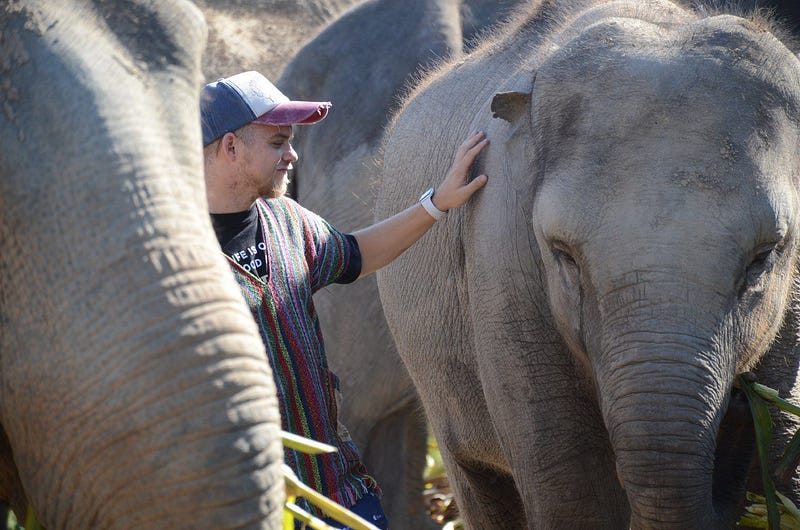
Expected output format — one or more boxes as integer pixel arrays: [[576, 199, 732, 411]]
[[200, 71, 331, 146]]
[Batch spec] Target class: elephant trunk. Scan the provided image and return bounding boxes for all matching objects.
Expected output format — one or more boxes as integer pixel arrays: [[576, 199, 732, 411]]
[[6, 235, 287, 529], [599, 337, 754, 529], [2, 151, 286, 527]]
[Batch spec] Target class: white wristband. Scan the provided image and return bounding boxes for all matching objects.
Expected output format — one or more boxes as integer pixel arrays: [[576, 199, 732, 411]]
[[418, 187, 446, 221]]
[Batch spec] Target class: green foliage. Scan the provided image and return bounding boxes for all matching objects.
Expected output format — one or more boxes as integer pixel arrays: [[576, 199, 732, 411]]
[[3, 505, 41, 530], [5, 510, 22, 530], [738, 376, 800, 529], [740, 492, 800, 529]]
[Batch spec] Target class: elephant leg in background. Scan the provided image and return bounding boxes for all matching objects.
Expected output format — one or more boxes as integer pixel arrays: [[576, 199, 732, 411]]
[[421, 387, 526, 530], [439, 451, 524, 530], [360, 401, 437, 530], [314, 281, 432, 529]]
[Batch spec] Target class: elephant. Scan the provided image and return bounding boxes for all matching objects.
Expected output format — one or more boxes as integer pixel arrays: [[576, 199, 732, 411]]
[[0, 2, 284, 528], [375, 0, 800, 528], [195, 0, 366, 81]]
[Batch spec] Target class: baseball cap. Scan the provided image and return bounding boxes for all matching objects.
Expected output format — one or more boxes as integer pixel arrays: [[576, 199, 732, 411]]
[[200, 71, 331, 146]]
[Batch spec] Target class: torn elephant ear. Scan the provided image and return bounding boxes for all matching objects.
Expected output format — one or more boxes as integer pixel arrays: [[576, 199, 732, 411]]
[[491, 91, 532, 122]]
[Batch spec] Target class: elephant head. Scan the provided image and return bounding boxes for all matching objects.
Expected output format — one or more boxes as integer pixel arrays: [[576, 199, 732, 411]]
[[494, 8, 800, 527], [0, 2, 283, 528]]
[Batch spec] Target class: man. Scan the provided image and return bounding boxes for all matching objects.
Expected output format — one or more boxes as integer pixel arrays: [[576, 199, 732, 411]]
[[200, 71, 487, 529]]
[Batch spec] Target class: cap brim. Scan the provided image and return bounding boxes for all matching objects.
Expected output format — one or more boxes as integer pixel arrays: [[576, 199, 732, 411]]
[[253, 101, 331, 126]]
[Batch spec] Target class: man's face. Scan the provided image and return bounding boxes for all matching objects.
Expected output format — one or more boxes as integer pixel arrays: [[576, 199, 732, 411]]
[[238, 123, 297, 200]]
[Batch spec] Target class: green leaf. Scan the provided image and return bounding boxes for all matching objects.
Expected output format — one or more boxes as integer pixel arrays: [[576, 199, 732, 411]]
[[738, 512, 769, 528], [776, 491, 800, 521], [739, 375, 781, 529], [5, 510, 23, 530], [753, 384, 800, 418], [776, 428, 800, 484]]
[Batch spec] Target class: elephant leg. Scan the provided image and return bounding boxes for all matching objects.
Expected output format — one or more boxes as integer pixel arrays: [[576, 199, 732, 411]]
[[476, 350, 629, 528], [441, 450, 525, 530], [421, 385, 527, 529], [509, 432, 629, 530], [361, 402, 437, 530]]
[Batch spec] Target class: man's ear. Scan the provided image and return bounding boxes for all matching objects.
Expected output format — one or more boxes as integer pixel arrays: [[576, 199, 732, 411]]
[[221, 132, 238, 161]]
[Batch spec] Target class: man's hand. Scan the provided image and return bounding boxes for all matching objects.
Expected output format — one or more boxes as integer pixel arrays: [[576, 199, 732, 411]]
[[353, 130, 490, 278], [431, 131, 489, 211]]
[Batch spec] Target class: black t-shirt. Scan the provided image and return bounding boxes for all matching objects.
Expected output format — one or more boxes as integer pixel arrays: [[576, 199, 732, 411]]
[[211, 204, 269, 281], [210, 202, 363, 284]]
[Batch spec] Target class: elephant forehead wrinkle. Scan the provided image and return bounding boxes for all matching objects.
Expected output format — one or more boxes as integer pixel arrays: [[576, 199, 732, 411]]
[[593, 260, 741, 296], [599, 288, 701, 321], [669, 167, 740, 194]]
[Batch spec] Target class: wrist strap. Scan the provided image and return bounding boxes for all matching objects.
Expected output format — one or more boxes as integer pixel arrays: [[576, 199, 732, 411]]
[[420, 194, 446, 221]]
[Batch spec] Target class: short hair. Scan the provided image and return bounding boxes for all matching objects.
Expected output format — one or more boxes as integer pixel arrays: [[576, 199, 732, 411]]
[[202, 124, 256, 164]]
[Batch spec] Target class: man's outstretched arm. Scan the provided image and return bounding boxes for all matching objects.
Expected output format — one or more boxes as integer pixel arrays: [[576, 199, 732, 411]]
[[353, 131, 489, 278]]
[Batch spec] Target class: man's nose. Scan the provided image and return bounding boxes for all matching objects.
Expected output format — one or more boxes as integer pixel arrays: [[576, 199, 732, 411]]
[[282, 144, 298, 162]]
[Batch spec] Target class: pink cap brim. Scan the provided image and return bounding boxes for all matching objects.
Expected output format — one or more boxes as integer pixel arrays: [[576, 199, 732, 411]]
[[253, 101, 331, 126]]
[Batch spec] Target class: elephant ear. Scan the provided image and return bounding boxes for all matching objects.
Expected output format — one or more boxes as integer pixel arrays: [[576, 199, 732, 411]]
[[490, 72, 535, 124], [481, 71, 538, 200], [491, 91, 531, 122]]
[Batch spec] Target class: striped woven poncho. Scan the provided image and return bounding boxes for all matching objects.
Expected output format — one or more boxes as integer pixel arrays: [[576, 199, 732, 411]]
[[224, 196, 379, 511]]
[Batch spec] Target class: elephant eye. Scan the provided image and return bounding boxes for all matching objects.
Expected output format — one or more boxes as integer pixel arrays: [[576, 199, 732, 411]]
[[552, 241, 578, 269], [743, 243, 781, 290]]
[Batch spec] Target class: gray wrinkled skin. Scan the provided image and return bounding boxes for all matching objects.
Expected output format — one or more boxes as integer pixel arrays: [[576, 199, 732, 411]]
[[196, 0, 365, 81], [376, 0, 800, 528], [0, 2, 283, 528], [277, 1, 524, 527]]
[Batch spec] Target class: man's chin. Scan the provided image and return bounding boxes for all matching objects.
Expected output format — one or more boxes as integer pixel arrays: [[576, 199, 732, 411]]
[[263, 180, 289, 199]]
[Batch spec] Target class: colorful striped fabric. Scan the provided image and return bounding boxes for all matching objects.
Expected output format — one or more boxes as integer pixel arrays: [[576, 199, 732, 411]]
[[224, 196, 378, 512]]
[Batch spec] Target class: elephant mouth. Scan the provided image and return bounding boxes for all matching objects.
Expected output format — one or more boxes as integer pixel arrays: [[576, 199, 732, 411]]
[[711, 387, 756, 519]]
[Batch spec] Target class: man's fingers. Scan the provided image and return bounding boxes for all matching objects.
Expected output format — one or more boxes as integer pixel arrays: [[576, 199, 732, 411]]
[[458, 131, 487, 154], [453, 136, 488, 173], [439, 132, 489, 209], [468, 174, 489, 191], [467, 137, 489, 157], [448, 174, 488, 207]]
